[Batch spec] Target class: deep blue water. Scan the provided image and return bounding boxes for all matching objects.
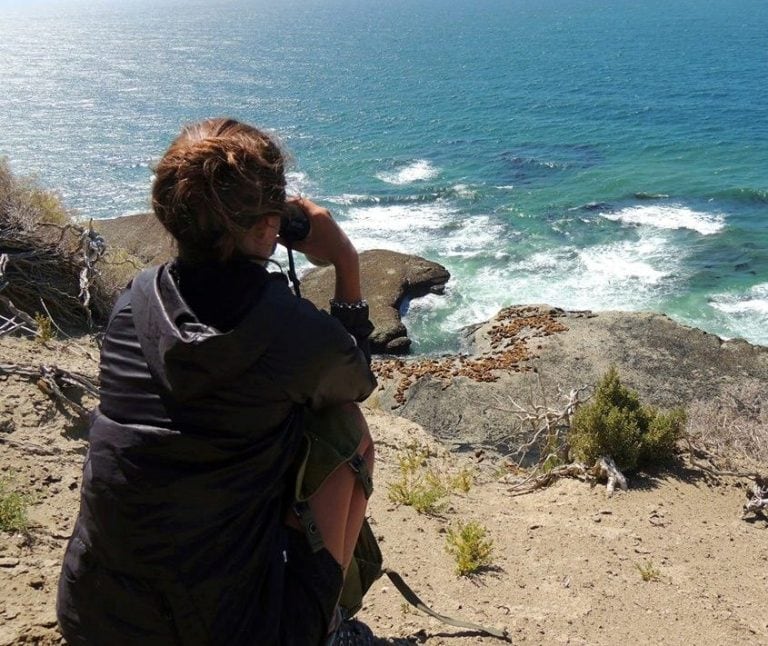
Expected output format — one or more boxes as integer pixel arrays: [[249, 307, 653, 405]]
[[1, 0, 766, 350]]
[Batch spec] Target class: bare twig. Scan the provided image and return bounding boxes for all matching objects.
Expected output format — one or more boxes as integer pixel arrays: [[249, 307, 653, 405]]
[[682, 436, 764, 479], [0, 294, 37, 328], [0, 361, 98, 419], [507, 462, 589, 496], [493, 385, 591, 466]]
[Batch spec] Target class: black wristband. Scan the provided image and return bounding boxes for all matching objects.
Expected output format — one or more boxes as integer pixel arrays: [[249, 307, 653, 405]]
[[329, 299, 368, 310], [330, 300, 371, 328]]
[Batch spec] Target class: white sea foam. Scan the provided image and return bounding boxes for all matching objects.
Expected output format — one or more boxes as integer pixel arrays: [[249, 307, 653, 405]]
[[601, 205, 725, 236], [286, 171, 313, 196], [710, 283, 768, 316], [451, 184, 478, 199], [376, 160, 439, 185], [430, 231, 683, 337], [341, 201, 454, 253], [434, 215, 507, 259], [578, 238, 668, 285], [708, 283, 768, 345], [326, 193, 379, 206]]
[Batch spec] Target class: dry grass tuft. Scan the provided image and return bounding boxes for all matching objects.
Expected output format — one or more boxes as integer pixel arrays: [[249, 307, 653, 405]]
[[0, 159, 138, 333], [686, 380, 768, 470]]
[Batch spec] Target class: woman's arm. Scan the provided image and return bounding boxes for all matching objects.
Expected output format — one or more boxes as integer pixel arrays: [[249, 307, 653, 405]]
[[258, 295, 377, 410]]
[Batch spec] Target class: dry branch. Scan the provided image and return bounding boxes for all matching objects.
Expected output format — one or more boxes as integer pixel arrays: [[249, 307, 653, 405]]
[[1, 200, 112, 331], [493, 383, 591, 466], [506, 462, 590, 496], [742, 478, 768, 519], [0, 362, 98, 419], [498, 383, 631, 496]]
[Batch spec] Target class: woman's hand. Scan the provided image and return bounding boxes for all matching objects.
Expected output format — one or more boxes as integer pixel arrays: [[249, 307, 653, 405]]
[[282, 197, 362, 303]]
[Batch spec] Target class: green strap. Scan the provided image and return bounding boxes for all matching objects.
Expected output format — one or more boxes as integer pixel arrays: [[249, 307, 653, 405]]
[[382, 568, 511, 642], [293, 501, 325, 553], [348, 453, 374, 499]]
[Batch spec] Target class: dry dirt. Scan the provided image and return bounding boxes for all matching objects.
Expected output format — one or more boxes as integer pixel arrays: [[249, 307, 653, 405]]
[[0, 335, 766, 645]]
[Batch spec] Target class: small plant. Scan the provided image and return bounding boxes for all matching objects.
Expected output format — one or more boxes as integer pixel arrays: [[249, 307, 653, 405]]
[[34, 312, 55, 343], [635, 560, 661, 582], [445, 520, 494, 576], [0, 477, 29, 534], [396, 442, 431, 474], [388, 443, 447, 515], [569, 367, 686, 471], [450, 467, 474, 493], [388, 469, 447, 514]]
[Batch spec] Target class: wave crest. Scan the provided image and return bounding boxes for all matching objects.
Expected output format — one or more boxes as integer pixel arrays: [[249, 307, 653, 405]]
[[376, 160, 439, 185], [600, 205, 725, 236]]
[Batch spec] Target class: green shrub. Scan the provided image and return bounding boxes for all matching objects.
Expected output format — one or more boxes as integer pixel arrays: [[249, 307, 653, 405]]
[[0, 478, 29, 533], [569, 367, 686, 471], [0, 158, 71, 227], [445, 520, 494, 576], [640, 408, 687, 464]]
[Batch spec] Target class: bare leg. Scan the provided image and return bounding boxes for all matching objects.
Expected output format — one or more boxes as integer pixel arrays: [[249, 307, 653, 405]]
[[285, 403, 374, 571]]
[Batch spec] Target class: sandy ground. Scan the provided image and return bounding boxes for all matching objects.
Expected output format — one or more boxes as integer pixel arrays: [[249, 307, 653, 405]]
[[0, 335, 766, 645]]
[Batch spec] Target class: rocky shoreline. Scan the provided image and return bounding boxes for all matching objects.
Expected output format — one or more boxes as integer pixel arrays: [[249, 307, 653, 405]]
[[373, 304, 768, 454]]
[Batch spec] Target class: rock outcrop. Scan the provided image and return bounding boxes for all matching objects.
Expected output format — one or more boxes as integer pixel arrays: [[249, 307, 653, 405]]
[[95, 213, 175, 266], [372, 305, 768, 453], [95, 215, 450, 353], [295, 250, 450, 354]]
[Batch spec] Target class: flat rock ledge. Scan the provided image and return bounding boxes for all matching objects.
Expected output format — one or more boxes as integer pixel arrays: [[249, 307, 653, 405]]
[[300, 249, 450, 354], [371, 304, 768, 453]]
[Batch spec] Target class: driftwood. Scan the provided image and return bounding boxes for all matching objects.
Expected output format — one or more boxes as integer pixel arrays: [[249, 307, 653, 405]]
[[742, 478, 768, 519], [506, 457, 628, 497], [0, 362, 98, 420], [593, 456, 628, 496]]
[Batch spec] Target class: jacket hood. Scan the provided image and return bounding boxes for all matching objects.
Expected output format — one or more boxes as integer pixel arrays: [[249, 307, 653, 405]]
[[130, 265, 294, 401]]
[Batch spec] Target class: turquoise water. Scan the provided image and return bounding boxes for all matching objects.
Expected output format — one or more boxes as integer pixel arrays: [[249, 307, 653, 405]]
[[1, 0, 767, 351]]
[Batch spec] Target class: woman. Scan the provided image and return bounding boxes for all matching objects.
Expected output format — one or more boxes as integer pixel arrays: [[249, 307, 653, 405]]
[[57, 118, 377, 645]]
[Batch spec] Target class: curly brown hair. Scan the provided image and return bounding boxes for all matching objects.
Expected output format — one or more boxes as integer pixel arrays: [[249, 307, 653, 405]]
[[151, 118, 287, 263]]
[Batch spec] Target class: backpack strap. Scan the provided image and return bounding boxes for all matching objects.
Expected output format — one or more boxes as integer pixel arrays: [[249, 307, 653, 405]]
[[347, 453, 373, 500], [292, 500, 325, 553], [382, 568, 510, 641]]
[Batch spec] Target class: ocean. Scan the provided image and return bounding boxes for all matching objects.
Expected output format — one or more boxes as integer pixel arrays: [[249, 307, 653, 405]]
[[1, 0, 766, 352]]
